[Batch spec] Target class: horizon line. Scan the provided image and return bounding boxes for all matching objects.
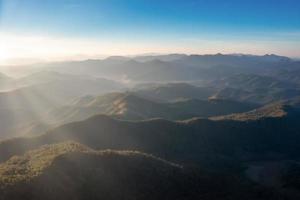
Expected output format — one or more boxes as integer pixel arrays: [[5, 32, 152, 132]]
[[1, 52, 298, 67]]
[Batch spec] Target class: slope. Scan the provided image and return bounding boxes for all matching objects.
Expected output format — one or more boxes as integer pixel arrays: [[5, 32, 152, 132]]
[[0, 142, 289, 200], [0, 101, 299, 167]]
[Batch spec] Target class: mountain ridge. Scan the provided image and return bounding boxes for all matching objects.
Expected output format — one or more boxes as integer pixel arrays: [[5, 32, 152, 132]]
[[0, 100, 299, 165]]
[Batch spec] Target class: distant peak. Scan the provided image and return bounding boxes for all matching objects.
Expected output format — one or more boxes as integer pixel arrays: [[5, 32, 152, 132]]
[[105, 56, 130, 61]]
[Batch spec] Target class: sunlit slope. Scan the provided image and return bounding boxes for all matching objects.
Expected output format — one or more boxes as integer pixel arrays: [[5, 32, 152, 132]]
[[0, 71, 122, 111], [0, 142, 288, 200], [0, 142, 192, 200], [46, 92, 256, 124], [0, 71, 122, 139], [0, 101, 299, 165], [212, 98, 300, 121]]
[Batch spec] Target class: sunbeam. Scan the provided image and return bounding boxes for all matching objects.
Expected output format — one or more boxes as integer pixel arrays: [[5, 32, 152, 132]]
[[0, 1, 300, 199]]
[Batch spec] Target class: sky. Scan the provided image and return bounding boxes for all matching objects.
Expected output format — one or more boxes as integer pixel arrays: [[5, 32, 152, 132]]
[[0, 0, 300, 64]]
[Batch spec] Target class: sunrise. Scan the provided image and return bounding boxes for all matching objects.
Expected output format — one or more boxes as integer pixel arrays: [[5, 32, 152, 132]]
[[0, 0, 300, 200]]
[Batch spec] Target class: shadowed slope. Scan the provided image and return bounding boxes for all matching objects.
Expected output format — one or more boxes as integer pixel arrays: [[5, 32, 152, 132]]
[[0, 101, 300, 166], [212, 101, 300, 121], [46, 92, 256, 126], [135, 82, 216, 102], [0, 142, 291, 200]]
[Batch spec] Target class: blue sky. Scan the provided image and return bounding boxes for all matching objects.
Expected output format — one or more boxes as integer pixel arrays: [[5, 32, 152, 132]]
[[0, 0, 300, 63]]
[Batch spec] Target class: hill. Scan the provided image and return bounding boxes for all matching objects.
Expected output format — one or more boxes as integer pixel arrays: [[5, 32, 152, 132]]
[[0, 142, 290, 200], [212, 74, 296, 91], [209, 74, 300, 104], [1, 102, 299, 167], [0, 71, 123, 139], [0, 71, 122, 111], [0, 83, 256, 139], [0, 73, 14, 91], [134, 53, 187, 62], [169, 98, 257, 117], [213, 86, 300, 104], [43, 92, 256, 127], [212, 99, 300, 121], [135, 81, 300, 105], [134, 82, 216, 102], [34, 54, 300, 82]]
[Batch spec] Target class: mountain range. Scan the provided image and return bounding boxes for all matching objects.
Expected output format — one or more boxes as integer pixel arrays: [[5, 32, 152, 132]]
[[1, 142, 291, 200], [1, 53, 300, 199]]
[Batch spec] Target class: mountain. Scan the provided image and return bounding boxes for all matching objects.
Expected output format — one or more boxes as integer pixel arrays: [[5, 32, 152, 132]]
[[212, 99, 300, 121], [43, 92, 256, 127], [213, 86, 300, 105], [0, 108, 41, 139], [176, 54, 292, 70], [0, 102, 300, 198], [45, 92, 182, 123], [208, 74, 300, 104], [16, 70, 110, 86], [1, 101, 299, 167], [0, 71, 122, 110], [0, 80, 257, 139], [135, 80, 300, 105], [270, 68, 300, 85], [135, 82, 217, 102], [31, 54, 300, 83], [10, 92, 255, 137], [169, 98, 257, 117], [17, 70, 122, 90], [212, 103, 296, 121], [0, 142, 194, 200], [0, 142, 287, 200], [1, 53, 300, 199], [0, 71, 123, 139], [43, 58, 194, 82], [212, 74, 297, 91], [134, 53, 187, 62], [0, 73, 14, 91], [16, 70, 72, 86]]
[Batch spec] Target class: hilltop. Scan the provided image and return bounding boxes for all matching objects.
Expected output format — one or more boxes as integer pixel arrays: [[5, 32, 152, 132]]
[[45, 92, 256, 125], [212, 100, 300, 121], [0, 142, 292, 200], [0, 101, 299, 167]]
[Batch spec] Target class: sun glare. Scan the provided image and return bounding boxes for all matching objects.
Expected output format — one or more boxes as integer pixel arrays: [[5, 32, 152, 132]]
[[0, 48, 10, 65]]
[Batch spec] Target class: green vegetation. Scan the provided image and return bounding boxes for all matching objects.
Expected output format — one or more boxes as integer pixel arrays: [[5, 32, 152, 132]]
[[0, 142, 91, 185], [0, 101, 299, 169], [45, 91, 257, 126], [0, 142, 295, 200], [0, 142, 181, 186], [0, 54, 300, 199]]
